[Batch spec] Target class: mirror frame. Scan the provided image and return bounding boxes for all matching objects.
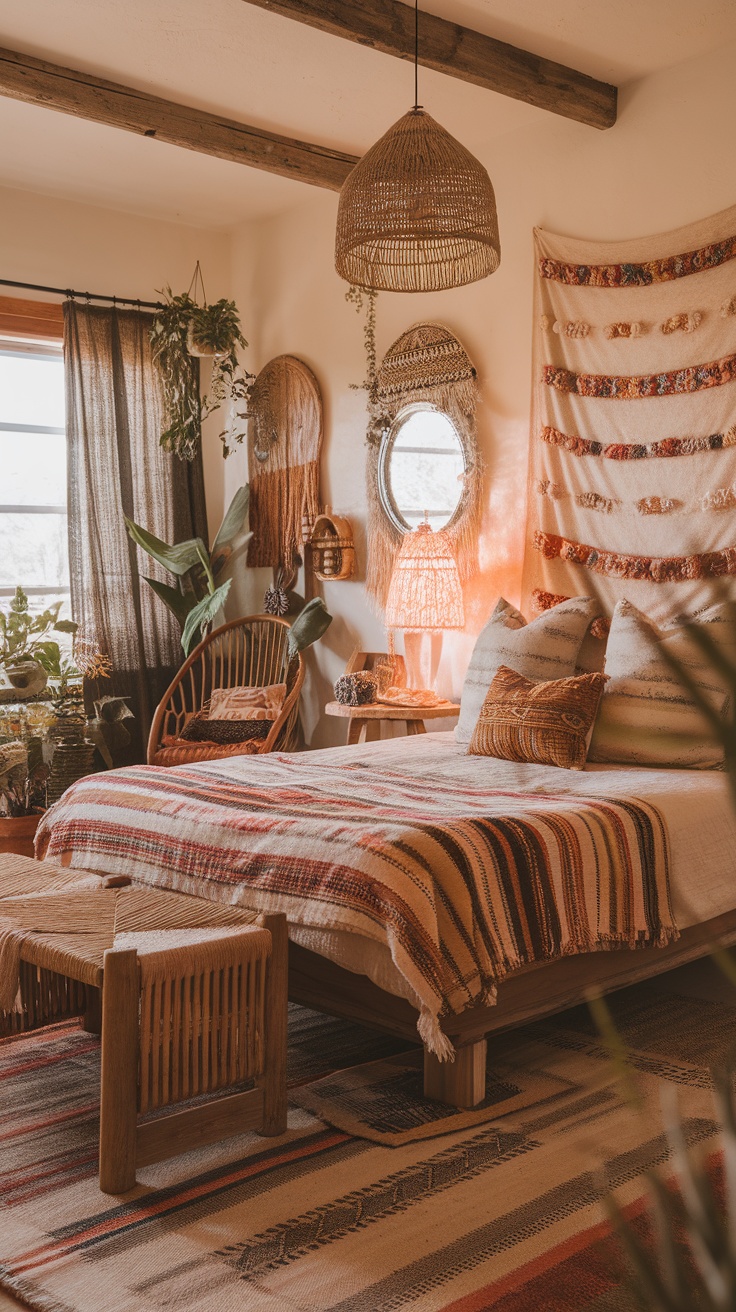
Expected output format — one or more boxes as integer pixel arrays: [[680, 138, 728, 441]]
[[377, 402, 468, 536], [365, 322, 481, 606]]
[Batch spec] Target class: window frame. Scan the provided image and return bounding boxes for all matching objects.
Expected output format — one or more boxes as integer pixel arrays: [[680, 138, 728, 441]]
[[0, 301, 68, 605], [377, 401, 467, 536]]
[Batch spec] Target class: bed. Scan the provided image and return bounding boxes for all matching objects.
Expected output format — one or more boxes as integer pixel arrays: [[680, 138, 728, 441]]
[[36, 730, 736, 1108]]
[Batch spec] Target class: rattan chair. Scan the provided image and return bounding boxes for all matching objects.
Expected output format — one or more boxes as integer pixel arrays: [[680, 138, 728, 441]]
[[147, 615, 305, 766]]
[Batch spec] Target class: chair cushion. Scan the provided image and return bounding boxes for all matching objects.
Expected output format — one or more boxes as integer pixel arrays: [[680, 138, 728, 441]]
[[153, 740, 265, 766], [208, 684, 286, 721], [468, 665, 606, 770], [456, 596, 599, 746]]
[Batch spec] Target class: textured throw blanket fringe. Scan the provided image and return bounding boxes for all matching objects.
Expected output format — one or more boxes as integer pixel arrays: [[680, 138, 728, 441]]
[[36, 755, 677, 1059], [418, 1007, 456, 1062]]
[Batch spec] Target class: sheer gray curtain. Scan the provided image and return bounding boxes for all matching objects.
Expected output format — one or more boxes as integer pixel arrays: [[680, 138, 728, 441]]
[[64, 301, 208, 760]]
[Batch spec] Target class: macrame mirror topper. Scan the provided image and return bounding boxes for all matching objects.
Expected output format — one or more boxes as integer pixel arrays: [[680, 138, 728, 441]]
[[366, 322, 481, 606], [247, 355, 323, 576]]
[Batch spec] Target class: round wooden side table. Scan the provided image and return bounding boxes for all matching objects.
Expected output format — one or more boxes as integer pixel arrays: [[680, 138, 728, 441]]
[[325, 700, 460, 746]]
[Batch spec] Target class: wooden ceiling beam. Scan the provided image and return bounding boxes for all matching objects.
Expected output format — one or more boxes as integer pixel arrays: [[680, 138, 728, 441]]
[[244, 0, 617, 130], [0, 46, 359, 191]]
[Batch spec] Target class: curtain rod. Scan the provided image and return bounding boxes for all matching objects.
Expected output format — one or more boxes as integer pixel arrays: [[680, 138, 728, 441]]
[[0, 277, 163, 310]]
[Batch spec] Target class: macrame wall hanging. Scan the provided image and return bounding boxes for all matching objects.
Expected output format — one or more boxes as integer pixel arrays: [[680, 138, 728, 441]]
[[522, 202, 736, 630], [246, 355, 322, 577], [366, 322, 481, 606]]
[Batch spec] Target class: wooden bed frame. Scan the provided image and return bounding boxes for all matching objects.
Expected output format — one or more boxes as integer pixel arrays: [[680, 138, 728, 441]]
[[54, 858, 736, 1111], [288, 909, 736, 1109]]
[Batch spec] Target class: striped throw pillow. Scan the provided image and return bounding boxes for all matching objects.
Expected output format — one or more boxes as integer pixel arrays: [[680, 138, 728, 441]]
[[455, 596, 599, 746], [468, 666, 607, 770], [588, 599, 736, 768]]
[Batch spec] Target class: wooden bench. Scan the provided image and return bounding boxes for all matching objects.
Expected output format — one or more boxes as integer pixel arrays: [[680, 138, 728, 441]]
[[0, 854, 288, 1194]]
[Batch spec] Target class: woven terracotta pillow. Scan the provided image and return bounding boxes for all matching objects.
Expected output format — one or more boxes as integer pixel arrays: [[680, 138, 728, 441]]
[[468, 666, 607, 770]]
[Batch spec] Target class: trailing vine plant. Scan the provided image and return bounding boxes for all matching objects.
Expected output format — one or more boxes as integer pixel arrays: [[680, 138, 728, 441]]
[[150, 283, 255, 461], [346, 285, 384, 444]]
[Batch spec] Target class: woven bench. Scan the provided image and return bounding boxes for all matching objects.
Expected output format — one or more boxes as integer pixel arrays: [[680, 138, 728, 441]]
[[0, 854, 288, 1194]]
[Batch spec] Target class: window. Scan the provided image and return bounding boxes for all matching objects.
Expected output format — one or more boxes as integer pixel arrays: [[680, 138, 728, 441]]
[[0, 340, 69, 618]]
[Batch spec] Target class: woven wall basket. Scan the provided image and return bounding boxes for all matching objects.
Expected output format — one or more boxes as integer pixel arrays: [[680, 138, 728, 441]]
[[308, 511, 355, 581], [335, 108, 500, 294]]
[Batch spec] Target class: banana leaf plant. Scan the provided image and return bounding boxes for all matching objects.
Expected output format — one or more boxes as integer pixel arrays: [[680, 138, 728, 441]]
[[126, 487, 333, 659], [125, 485, 252, 656]]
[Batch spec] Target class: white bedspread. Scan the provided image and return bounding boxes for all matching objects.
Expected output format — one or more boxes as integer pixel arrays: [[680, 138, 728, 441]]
[[285, 732, 736, 1004], [38, 730, 736, 1015]]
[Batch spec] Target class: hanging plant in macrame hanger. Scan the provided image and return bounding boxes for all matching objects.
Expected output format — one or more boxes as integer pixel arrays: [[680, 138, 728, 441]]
[[150, 261, 255, 461]]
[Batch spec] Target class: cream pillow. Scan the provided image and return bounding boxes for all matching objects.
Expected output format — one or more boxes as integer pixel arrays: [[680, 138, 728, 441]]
[[588, 599, 735, 768], [455, 595, 599, 746], [208, 683, 286, 721]]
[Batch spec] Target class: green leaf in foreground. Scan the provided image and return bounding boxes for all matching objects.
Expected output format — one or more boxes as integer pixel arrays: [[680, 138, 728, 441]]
[[143, 577, 197, 628], [212, 485, 250, 557], [32, 640, 62, 676], [125, 517, 206, 578], [287, 597, 332, 656]]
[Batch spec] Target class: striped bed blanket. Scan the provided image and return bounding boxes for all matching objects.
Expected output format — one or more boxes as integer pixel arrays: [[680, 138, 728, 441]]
[[36, 740, 676, 1056]]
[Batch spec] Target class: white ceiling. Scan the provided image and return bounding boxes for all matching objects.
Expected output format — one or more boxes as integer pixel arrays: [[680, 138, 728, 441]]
[[0, 0, 735, 228]]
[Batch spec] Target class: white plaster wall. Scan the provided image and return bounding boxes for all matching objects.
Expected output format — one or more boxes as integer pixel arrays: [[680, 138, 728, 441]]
[[4, 38, 736, 750], [0, 183, 234, 539], [227, 39, 736, 747]]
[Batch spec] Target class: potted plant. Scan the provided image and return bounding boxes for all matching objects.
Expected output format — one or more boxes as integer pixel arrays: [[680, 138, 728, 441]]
[[150, 276, 254, 461], [0, 737, 48, 855], [0, 587, 77, 701], [186, 298, 244, 358]]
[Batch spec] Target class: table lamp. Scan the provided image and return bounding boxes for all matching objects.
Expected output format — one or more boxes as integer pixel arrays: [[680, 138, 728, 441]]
[[384, 522, 464, 699]]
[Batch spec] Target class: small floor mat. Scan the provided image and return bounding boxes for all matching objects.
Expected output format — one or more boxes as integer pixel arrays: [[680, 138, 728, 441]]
[[290, 1042, 573, 1144]]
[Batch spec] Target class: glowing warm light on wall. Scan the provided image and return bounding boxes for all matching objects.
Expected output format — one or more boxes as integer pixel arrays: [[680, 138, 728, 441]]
[[385, 523, 464, 631]]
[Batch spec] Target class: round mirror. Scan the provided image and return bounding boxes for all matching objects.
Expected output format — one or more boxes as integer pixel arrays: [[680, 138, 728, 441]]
[[378, 403, 466, 534]]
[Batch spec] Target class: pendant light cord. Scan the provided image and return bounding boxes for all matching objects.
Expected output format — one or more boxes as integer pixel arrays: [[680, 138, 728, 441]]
[[414, 0, 420, 110]]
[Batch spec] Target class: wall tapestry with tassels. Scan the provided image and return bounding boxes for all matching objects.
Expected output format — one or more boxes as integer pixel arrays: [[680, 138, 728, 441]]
[[366, 322, 481, 606], [521, 201, 736, 634], [246, 355, 323, 577]]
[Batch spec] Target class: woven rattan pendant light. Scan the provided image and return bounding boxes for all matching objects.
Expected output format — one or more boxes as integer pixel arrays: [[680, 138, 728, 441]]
[[335, 0, 500, 293]]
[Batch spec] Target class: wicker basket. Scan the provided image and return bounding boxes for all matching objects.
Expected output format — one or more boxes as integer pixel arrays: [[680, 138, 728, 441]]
[[47, 742, 96, 805]]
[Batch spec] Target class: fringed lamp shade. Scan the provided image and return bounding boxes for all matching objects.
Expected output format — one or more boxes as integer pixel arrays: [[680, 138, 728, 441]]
[[385, 523, 464, 631], [335, 109, 500, 293]]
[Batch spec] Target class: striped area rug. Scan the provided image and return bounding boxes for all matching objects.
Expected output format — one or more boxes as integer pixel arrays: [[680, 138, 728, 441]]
[[1, 966, 734, 1312]]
